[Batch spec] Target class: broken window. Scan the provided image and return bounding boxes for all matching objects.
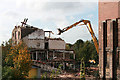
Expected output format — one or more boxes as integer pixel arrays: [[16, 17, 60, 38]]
[[33, 53, 36, 60], [45, 42, 48, 49], [70, 54, 73, 59], [37, 42, 40, 47]]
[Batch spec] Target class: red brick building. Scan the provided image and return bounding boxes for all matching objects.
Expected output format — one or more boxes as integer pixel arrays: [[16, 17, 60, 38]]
[[99, 1, 120, 79]]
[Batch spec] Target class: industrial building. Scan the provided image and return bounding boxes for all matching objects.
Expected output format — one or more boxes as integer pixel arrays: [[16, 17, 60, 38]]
[[12, 19, 75, 78], [99, 1, 120, 79]]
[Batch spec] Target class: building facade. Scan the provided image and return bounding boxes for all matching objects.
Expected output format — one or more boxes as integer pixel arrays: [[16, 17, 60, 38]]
[[99, 1, 120, 79]]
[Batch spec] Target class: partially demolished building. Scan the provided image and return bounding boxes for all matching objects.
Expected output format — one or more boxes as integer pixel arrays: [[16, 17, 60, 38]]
[[12, 19, 75, 71]]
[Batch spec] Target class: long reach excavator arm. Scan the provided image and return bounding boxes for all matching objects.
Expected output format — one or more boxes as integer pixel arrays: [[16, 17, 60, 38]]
[[57, 19, 99, 54]]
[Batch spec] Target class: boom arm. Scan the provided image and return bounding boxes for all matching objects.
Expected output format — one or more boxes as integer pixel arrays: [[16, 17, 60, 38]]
[[57, 19, 99, 54]]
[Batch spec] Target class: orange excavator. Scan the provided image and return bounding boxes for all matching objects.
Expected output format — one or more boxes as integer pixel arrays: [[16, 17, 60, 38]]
[[57, 19, 99, 54]]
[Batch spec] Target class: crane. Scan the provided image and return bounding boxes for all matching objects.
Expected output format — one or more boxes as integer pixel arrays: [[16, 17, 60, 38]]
[[57, 19, 99, 54]]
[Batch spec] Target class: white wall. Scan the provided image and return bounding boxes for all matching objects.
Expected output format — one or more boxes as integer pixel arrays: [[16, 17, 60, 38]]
[[28, 29, 44, 39], [12, 26, 21, 44], [48, 40, 65, 50], [23, 29, 45, 49]]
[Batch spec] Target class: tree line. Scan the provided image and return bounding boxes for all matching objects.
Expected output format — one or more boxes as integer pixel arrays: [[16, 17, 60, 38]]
[[66, 39, 99, 65]]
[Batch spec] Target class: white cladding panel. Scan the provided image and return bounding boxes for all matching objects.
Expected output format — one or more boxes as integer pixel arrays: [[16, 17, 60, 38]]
[[27, 40, 44, 49], [22, 29, 45, 49], [23, 37, 45, 49], [28, 29, 44, 39], [49, 40, 65, 49]]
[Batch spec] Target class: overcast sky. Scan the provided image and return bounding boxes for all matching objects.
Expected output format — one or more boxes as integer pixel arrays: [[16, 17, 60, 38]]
[[0, 0, 98, 44]]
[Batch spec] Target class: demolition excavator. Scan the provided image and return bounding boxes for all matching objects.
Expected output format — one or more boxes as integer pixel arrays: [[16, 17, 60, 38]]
[[57, 19, 99, 54]]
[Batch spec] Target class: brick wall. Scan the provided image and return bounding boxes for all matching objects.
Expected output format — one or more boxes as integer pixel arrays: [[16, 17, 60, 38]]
[[99, 19, 119, 79], [99, 1, 120, 79]]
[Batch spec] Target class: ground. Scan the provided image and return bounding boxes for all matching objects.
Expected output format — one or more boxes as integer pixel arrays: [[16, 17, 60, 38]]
[[40, 67, 99, 79]]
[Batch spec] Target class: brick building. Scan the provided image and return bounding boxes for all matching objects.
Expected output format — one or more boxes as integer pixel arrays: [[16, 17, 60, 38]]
[[99, 1, 120, 79]]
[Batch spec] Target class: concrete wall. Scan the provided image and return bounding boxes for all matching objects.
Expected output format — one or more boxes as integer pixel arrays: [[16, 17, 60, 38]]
[[99, 2, 120, 22], [23, 29, 45, 49], [28, 29, 44, 39], [48, 40, 65, 50], [12, 26, 21, 44], [12, 26, 66, 50], [23, 38, 45, 49]]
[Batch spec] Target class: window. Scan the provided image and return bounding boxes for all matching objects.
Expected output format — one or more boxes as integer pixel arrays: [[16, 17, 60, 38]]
[[37, 43, 40, 47], [33, 53, 36, 60], [70, 54, 73, 59], [45, 42, 48, 49], [18, 31, 20, 39]]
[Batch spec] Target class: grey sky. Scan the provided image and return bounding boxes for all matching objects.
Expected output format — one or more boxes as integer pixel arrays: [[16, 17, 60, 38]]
[[0, 0, 98, 44]]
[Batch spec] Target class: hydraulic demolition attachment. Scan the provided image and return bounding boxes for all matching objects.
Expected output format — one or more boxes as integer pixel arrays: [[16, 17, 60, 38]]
[[57, 19, 99, 54]]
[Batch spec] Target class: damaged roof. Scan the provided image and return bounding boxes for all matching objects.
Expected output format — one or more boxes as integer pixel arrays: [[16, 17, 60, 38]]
[[45, 37, 64, 41], [21, 26, 38, 38]]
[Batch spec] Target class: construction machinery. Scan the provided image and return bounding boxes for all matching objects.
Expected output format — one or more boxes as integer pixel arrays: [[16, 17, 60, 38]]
[[57, 19, 99, 54]]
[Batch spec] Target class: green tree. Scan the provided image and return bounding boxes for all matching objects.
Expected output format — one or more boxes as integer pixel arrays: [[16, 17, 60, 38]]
[[66, 43, 73, 50], [80, 41, 93, 62], [2, 39, 12, 67], [2, 41, 32, 79], [72, 39, 84, 61], [66, 39, 98, 65]]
